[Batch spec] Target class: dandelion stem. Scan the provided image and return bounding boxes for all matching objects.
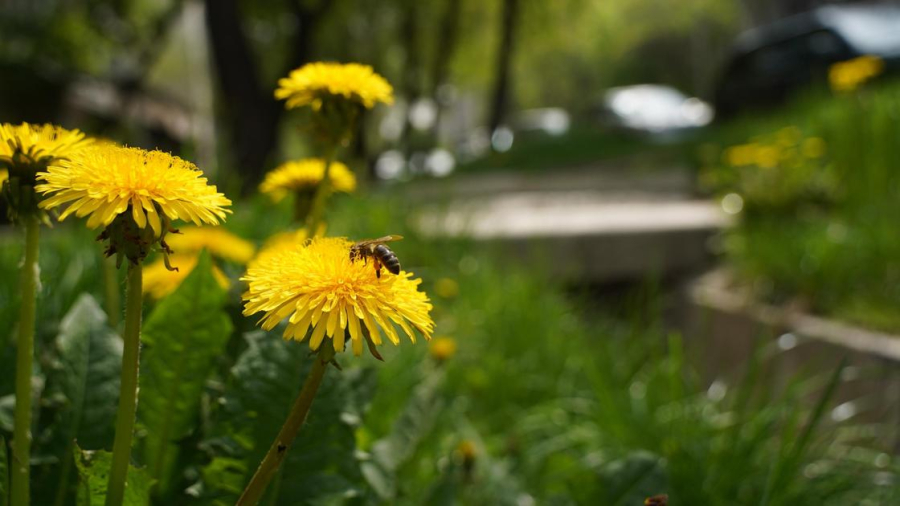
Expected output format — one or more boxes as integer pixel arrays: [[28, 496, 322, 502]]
[[303, 148, 338, 236], [103, 255, 120, 327], [11, 216, 39, 506], [106, 263, 143, 506], [237, 341, 336, 506]]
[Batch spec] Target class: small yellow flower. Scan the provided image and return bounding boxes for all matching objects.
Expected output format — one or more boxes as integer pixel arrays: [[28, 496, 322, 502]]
[[754, 145, 781, 169], [801, 137, 826, 159], [242, 237, 433, 356], [36, 145, 231, 235], [166, 226, 255, 264], [724, 144, 757, 167], [429, 337, 457, 362], [143, 254, 230, 299], [0, 123, 92, 166], [434, 277, 459, 299], [455, 440, 477, 462], [275, 62, 394, 110], [259, 159, 356, 203], [829, 55, 884, 92]]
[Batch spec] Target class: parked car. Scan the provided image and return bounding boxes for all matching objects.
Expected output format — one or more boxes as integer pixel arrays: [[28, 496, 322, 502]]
[[714, 4, 900, 118], [597, 84, 713, 136]]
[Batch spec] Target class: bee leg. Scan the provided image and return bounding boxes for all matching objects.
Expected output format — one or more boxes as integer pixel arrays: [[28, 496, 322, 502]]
[[374, 257, 382, 278]]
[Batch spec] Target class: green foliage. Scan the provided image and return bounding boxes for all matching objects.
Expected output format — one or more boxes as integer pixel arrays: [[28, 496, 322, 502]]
[[1, 437, 7, 506], [137, 252, 232, 496], [37, 294, 121, 502], [197, 330, 375, 505], [74, 445, 153, 506], [699, 80, 900, 331], [42, 294, 121, 451]]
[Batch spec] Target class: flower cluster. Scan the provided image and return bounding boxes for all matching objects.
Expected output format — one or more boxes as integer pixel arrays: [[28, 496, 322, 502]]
[[0, 123, 92, 222], [260, 158, 356, 203], [242, 237, 434, 356], [829, 55, 884, 93], [700, 126, 836, 215], [275, 62, 393, 111]]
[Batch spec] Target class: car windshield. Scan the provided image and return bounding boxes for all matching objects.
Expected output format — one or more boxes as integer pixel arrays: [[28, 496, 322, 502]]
[[822, 6, 900, 56]]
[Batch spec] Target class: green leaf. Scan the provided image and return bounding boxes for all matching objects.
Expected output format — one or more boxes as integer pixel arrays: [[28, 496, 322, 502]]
[[74, 445, 152, 506], [1, 437, 8, 506], [137, 251, 232, 495], [37, 294, 122, 504], [362, 369, 446, 501], [198, 330, 375, 505], [42, 294, 121, 450]]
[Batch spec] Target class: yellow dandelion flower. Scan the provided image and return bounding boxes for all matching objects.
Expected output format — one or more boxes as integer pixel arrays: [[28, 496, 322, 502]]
[[242, 237, 434, 356], [36, 145, 231, 235], [829, 55, 884, 92], [754, 145, 781, 169], [434, 277, 460, 299], [429, 337, 457, 361], [166, 226, 255, 264], [801, 137, 826, 159], [0, 123, 92, 166], [143, 254, 230, 299], [259, 159, 356, 203], [724, 144, 757, 167], [275, 62, 394, 110]]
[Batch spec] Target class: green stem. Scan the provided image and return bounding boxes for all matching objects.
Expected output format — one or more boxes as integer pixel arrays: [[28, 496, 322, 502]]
[[303, 149, 338, 236], [11, 217, 39, 506], [103, 256, 120, 328], [105, 264, 143, 506], [236, 341, 336, 506]]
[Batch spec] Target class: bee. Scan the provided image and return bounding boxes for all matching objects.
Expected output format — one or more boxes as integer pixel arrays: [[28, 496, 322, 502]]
[[349, 235, 404, 278]]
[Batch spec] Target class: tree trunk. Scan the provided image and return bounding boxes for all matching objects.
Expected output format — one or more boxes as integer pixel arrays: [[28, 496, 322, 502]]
[[204, 0, 325, 193], [429, 0, 463, 142], [487, 0, 519, 134]]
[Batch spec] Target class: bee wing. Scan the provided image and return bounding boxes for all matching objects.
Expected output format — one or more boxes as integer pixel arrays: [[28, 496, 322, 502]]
[[354, 235, 404, 247]]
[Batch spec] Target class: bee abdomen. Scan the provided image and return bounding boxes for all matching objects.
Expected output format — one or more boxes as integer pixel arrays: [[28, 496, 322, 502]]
[[375, 245, 401, 274]]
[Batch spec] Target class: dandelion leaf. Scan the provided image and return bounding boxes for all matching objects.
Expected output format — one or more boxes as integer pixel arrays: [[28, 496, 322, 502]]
[[137, 251, 232, 496], [196, 330, 375, 505], [74, 445, 152, 506]]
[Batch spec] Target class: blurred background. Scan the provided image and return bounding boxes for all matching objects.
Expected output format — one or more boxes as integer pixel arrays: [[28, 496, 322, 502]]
[[4, 0, 900, 504]]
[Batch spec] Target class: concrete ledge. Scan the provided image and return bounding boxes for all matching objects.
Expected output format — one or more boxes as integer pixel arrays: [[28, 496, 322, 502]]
[[685, 269, 900, 433], [419, 195, 728, 282]]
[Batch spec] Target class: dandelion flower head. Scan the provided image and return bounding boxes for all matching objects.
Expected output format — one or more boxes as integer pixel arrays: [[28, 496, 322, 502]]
[[166, 226, 255, 264], [0, 123, 92, 167], [275, 62, 394, 110], [829, 55, 884, 93], [242, 237, 434, 356], [429, 337, 457, 362], [36, 145, 231, 235], [259, 158, 356, 202], [143, 253, 230, 299]]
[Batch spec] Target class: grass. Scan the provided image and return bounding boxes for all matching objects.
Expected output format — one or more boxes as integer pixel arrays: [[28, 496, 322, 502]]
[[700, 80, 900, 332], [0, 180, 897, 504]]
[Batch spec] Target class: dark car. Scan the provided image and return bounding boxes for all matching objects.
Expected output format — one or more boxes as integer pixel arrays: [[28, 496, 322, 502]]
[[714, 4, 900, 118]]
